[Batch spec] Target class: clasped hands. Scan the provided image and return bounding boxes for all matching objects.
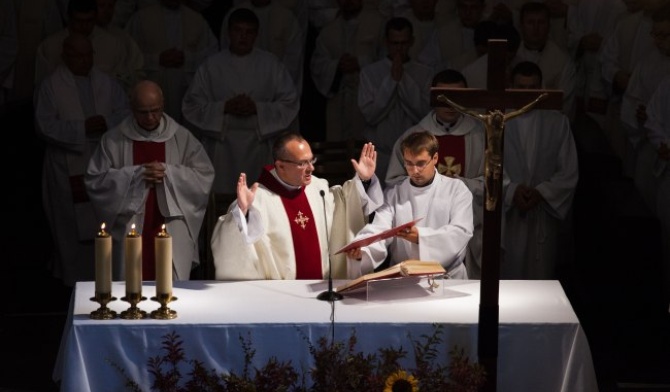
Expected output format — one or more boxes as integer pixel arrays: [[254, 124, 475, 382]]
[[512, 184, 544, 212], [224, 94, 257, 117], [142, 161, 166, 186]]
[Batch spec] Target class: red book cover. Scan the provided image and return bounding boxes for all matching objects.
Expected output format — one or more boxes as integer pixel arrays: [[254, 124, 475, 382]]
[[334, 218, 423, 255]]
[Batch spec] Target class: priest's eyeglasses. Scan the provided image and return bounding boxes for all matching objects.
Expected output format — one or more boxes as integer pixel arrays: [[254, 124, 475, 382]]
[[278, 157, 317, 169], [403, 159, 431, 171]]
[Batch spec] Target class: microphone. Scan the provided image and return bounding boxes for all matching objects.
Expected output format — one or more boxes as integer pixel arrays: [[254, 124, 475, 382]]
[[317, 189, 343, 302]]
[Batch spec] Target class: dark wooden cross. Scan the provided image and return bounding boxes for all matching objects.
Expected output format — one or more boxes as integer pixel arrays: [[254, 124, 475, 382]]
[[430, 40, 562, 392]]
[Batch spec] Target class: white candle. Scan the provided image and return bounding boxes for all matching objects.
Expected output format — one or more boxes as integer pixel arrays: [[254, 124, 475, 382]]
[[155, 224, 172, 295], [95, 223, 112, 294], [124, 224, 142, 294]]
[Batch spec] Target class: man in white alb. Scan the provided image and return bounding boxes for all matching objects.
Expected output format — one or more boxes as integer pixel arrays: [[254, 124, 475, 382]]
[[346, 130, 474, 279], [182, 8, 299, 194]]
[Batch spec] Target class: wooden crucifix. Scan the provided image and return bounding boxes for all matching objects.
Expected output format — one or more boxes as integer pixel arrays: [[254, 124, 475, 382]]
[[430, 40, 562, 392]]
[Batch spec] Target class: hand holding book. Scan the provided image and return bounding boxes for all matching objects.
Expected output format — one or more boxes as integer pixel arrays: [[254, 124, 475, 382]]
[[334, 218, 423, 255]]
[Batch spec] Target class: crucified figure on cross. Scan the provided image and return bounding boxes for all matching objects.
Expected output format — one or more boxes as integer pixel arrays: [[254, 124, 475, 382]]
[[436, 92, 548, 211]]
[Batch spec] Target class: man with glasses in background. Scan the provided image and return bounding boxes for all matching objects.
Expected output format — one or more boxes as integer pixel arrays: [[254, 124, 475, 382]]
[[344, 131, 474, 279], [385, 69, 486, 278], [211, 132, 384, 280]]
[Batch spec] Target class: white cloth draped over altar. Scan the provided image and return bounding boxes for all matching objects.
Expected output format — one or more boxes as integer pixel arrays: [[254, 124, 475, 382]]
[[53, 279, 598, 392]]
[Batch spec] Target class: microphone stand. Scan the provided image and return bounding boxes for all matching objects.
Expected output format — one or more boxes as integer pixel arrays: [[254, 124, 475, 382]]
[[317, 190, 343, 302]]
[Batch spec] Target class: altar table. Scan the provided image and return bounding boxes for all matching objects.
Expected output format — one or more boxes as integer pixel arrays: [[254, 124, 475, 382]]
[[53, 279, 598, 392]]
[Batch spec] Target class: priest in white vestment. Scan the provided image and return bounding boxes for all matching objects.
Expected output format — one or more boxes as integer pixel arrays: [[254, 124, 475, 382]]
[[35, 0, 133, 92], [125, 0, 218, 122], [346, 131, 474, 279], [182, 8, 300, 194], [358, 17, 434, 187], [85, 80, 214, 281], [501, 62, 579, 280], [221, 0, 304, 95], [95, 0, 145, 92], [512, 2, 577, 122], [309, 0, 386, 141], [565, 0, 626, 128], [386, 69, 486, 278], [416, 0, 485, 72], [620, 9, 670, 215], [395, 0, 441, 62], [461, 21, 521, 89], [4, 0, 64, 104], [599, 1, 657, 170], [211, 133, 384, 280], [35, 34, 130, 286]]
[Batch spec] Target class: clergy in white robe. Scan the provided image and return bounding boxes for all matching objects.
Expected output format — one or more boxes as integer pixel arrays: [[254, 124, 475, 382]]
[[620, 10, 670, 214], [35, 0, 133, 92], [221, 1, 304, 95], [211, 133, 383, 280], [502, 109, 578, 279], [461, 22, 521, 88], [358, 17, 433, 187], [395, 0, 440, 62], [415, 0, 485, 71], [513, 2, 577, 121], [501, 60, 578, 280], [346, 131, 473, 279], [309, 1, 386, 141], [600, 4, 655, 97], [5, 0, 64, 103], [95, 0, 145, 92], [35, 34, 130, 286], [599, 2, 656, 169], [386, 69, 486, 277], [565, 0, 626, 127], [182, 8, 300, 194], [85, 80, 214, 281], [125, 0, 218, 121]]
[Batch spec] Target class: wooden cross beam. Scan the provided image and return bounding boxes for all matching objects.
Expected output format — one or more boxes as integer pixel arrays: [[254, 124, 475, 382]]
[[430, 40, 563, 392]]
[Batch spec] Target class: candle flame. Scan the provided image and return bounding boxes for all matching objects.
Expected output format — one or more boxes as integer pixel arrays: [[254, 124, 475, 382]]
[[128, 223, 139, 237], [157, 223, 170, 237], [97, 222, 109, 237]]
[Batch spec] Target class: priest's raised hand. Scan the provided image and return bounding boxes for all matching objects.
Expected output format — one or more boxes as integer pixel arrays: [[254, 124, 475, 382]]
[[351, 142, 377, 181], [236, 173, 259, 216]]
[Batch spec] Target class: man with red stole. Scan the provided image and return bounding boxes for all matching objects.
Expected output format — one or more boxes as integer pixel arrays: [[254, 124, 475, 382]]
[[211, 132, 383, 280], [85, 80, 214, 282]]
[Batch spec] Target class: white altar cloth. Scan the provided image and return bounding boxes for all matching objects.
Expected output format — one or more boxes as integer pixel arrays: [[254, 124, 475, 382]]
[[53, 279, 598, 392]]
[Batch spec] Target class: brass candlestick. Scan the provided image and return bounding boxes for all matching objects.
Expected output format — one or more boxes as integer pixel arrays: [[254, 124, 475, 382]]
[[120, 292, 148, 319], [150, 292, 178, 319], [90, 292, 117, 319]]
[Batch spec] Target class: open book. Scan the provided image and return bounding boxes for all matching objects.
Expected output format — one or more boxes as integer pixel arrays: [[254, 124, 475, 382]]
[[334, 218, 423, 255], [335, 260, 446, 294]]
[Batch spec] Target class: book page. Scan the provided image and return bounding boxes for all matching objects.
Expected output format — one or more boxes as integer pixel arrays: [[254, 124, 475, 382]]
[[336, 260, 445, 294]]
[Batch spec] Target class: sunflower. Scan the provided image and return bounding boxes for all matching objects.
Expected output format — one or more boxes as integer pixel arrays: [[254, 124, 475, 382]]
[[383, 370, 419, 392]]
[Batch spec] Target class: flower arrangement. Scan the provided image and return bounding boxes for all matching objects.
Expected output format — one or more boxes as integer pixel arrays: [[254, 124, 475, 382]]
[[112, 324, 485, 392]]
